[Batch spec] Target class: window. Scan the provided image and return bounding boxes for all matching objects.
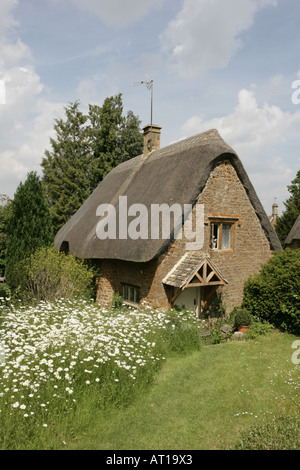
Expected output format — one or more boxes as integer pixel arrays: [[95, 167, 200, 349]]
[[210, 219, 236, 251], [122, 284, 140, 305]]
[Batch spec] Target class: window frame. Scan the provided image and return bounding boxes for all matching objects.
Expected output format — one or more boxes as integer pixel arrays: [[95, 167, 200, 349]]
[[209, 217, 238, 252], [122, 283, 141, 306]]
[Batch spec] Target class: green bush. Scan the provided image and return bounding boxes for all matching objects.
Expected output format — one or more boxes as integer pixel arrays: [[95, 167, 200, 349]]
[[0, 283, 11, 300], [243, 249, 300, 335], [111, 292, 124, 309], [234, 308, 252, 327], [244, 319, 274, 339], [208, 320, 227, 344], [12, 245, 94, 303]]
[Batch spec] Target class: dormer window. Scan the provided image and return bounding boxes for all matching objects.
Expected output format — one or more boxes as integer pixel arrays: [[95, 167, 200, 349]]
[[209, 217, 238, 251]]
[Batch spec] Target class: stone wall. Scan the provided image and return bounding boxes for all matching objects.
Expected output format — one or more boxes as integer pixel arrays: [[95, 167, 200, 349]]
[[96, 161, 274, 312]]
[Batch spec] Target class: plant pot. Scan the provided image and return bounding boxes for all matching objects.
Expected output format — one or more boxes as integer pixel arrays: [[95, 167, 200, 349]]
[[238, 325, 249, 333]]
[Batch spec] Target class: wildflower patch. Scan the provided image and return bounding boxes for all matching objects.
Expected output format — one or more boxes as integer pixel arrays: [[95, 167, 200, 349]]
[[0, 297, 201, 447]]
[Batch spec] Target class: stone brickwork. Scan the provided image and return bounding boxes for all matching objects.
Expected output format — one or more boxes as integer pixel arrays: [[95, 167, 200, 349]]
[[96, 161, 273, 312]]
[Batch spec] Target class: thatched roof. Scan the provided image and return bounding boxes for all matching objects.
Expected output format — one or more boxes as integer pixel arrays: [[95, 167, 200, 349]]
[[55, 129, 281, 261], [285, 214, 300, 245]]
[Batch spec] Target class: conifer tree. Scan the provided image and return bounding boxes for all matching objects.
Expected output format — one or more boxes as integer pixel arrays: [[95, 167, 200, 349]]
[[275, 169, 300, 245], [5, 172, 53, 289], [41, 101, 93, 233], [42, 95, 143, 235], [0, 195, 12, 277]]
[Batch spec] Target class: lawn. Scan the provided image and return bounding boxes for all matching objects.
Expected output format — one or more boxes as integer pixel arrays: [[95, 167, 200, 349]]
[[66, 331, 300, 450], [0, 298, 299, 450]]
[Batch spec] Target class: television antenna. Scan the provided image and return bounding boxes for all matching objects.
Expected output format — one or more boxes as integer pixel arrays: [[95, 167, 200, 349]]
[[132, 79, 154, 127]]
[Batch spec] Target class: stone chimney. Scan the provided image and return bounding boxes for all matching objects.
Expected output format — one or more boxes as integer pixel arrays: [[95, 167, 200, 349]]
[[143, 124, 162, 156]]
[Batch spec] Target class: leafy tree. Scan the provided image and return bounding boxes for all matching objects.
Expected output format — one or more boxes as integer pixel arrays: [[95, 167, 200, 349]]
[[0, 195, 12, 277], [275, 170, 300, 245], [42, 94, 143, 234], [5, 172, 54, 289]]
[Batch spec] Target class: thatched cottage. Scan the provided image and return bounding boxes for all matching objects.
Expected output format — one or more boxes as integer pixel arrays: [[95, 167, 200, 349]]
[[55, 126, 281, 316], [285, 214, 300, 249]]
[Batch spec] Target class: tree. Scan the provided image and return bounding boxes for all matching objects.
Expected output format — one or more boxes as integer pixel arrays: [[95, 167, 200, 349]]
[[0, 195, 12, 277], [5, 172, 54, 289], [41, 101, 93, 234], [275, 170, 300, 245], [42, 94, 143, 234], [119, 110, 145, 164]]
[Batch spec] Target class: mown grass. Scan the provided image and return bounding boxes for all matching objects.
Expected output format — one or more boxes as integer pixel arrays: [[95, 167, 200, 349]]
[[65, 331, 299, 450]]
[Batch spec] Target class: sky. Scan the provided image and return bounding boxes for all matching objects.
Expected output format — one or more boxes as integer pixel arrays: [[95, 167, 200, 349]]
[[1, 0, 300, 217]]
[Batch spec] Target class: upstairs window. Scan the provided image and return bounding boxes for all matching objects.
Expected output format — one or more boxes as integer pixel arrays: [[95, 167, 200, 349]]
[[122, 284, 140, 306], [210, 219, 236, 251]]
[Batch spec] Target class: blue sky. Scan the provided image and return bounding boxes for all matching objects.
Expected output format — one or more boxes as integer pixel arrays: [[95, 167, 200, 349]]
[[1, 0, 300, 216]]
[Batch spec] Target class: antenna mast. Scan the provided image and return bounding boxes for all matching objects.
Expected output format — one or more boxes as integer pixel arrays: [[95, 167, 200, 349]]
[[132, 80, 154, 128]]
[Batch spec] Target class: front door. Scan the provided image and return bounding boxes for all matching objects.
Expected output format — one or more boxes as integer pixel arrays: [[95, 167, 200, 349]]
[[174, 285, 220, 318], [173, 286, 199, 315]]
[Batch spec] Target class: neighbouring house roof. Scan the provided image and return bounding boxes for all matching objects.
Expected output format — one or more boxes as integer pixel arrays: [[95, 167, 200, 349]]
[[162, 253, 228, 289], [55, 128, 282, 261], [285, 214, 300, 245]]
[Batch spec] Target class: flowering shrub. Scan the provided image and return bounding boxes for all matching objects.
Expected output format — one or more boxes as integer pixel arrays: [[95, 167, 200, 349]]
[[0, 299, 202, 448]]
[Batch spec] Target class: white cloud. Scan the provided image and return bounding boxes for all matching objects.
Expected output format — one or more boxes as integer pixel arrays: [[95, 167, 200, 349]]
[[68, 0, 163, 26], [0, 0, 18, 38], [181, 88, 300, 150], [0, 78, 64, 195], [161, 0, 277, 78], [180, 87, 300, 212], [269, 73, 284, 87], [0, 1, 65, 197], [0, 39, 32, 67], [76, 73, 120, 106]]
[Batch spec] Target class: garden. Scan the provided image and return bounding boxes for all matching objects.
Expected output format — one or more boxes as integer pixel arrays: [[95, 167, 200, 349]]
[[0, 245, 299, 450], [0, 295, 299, 450], [0, 296, 204, 449]]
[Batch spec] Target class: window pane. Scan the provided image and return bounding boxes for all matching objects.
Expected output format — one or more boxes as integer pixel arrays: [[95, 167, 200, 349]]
[[222, 224, 231, 249], [210, 224, 219, 249], [123, 285, 128, 300], [130, 287, 135, 302]]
